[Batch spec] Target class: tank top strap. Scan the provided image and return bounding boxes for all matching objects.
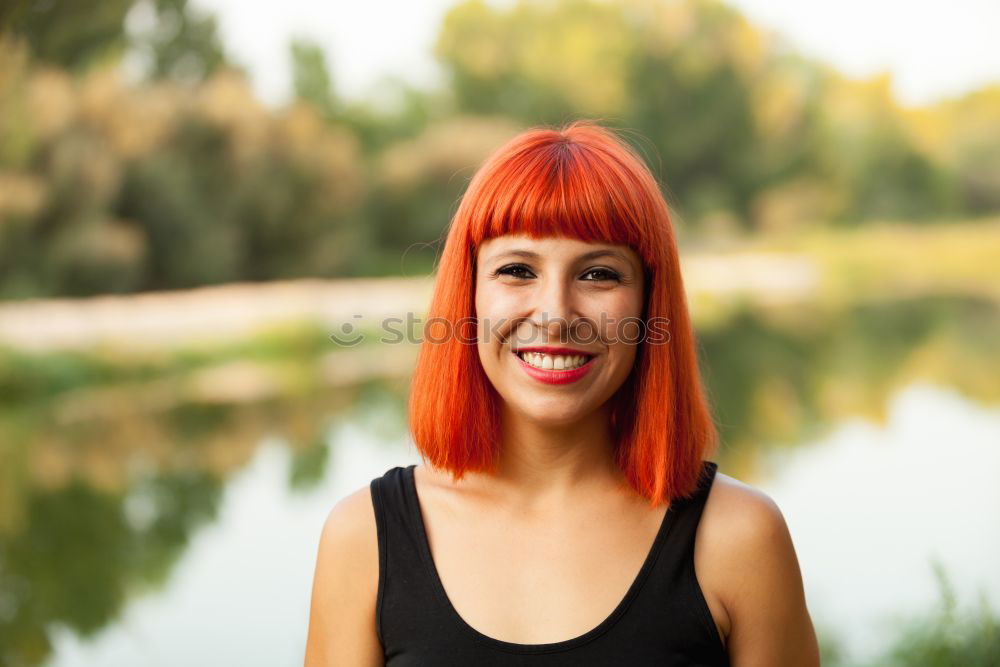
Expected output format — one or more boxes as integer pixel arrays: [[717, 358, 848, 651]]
[[628, 459, 726, 655], [370, 464, 450, 653], [660, 459, 719, 561], [369, 465, 422, 565]]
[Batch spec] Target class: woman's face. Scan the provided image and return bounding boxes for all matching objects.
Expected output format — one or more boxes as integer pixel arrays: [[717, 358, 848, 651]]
[[475, 234, 645, 426]]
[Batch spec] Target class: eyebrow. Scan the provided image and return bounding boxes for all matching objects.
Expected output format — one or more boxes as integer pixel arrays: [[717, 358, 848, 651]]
[[489, 248, 632, 265]]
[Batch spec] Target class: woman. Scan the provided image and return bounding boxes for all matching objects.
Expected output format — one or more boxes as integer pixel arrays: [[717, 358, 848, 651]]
[[305, 121, 820, 665]]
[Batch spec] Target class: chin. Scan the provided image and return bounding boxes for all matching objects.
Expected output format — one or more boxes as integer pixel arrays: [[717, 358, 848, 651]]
[[508, 400, 592, 427]]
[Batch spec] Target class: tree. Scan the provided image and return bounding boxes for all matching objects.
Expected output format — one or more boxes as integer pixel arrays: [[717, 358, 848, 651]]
[[129, 0, 229, 85], [1, 0, 135, 71], [290, 37, 338, 119]]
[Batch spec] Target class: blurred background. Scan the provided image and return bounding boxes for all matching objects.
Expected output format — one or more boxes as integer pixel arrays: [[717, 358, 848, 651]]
[[0, 0, 998, 665]]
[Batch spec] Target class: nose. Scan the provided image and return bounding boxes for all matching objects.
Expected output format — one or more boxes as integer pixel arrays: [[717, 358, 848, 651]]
[[531, 274, 577, 344]]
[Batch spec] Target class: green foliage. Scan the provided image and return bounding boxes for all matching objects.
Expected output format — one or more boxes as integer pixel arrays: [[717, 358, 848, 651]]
[[432, 0, 985, 230], [0, 54, 366, 297], [699, 294, 1000, 458], [938, 86, 1000, 214], [1, 0, 135, 71], [0, 320, 339, 412], [1, 0, 228, 83], [288, 435, 331, 491], [875, 562, 1000, 667], [815, 623, 849, 667], [291, 37, 337, 118], [130, 0, 229, 84], [435, 0, 832, 227], [1, 0, 1000, 299], [116, 114, 241, 288], [0, 474, 223, 666]]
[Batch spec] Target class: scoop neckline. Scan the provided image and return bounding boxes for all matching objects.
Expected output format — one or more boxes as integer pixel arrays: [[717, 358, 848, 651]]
[[402, 463, 683, 654]]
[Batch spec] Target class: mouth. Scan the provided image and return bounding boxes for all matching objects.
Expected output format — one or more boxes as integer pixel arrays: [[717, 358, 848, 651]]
[[510, 347, 597, 385]]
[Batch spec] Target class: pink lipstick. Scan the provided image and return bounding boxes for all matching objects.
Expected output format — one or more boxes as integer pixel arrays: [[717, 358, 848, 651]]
[[511, 347, 597, 385]]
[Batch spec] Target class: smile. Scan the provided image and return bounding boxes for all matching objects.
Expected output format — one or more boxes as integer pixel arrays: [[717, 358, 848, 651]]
[[511, 348, 597, 385]]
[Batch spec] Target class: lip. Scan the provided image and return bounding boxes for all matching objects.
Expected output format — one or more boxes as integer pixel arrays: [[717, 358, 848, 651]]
[[511, 348, 597, 385]]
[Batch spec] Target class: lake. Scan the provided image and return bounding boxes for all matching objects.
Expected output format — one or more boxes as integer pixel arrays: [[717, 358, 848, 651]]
[[0, 293, 996, 666]]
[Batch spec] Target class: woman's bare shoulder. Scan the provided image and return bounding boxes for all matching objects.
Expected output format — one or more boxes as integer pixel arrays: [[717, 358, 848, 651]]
[[696, 470, 820, 665], [698, 471, 796, 584], [324, 484, 375, 532], [304, 483, 381, 666], [703, 471, 785, 531], [315, 483, 380, 587], [324, 483, 380, 539]]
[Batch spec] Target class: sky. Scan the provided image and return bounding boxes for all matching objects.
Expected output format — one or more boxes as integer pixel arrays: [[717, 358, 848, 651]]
[[189, 0, 1000, 109]]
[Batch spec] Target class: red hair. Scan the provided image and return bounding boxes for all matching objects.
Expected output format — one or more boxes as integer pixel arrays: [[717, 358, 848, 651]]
[[406, 120, 718, 505]]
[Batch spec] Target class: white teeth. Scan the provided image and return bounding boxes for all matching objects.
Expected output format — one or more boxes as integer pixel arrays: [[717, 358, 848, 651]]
[[517, 352, 590, 370]]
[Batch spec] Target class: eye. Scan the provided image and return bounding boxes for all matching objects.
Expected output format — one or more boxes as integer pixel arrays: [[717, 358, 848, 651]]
[[581, 267, 621, 282], [494, 263, 535, 280]]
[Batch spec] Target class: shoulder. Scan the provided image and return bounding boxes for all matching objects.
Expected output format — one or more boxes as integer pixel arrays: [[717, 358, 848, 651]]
[[698, 471, 797, 609], [304, 483, 381, 665], [318, 483, 380, 560], [310, 482, 380, 604], [695, 471, 820, 665], [696, 472, 792, 626], [701, 471, 789, 552]]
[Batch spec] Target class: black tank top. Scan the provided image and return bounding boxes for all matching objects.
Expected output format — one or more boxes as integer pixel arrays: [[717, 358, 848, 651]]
[[369, 460, 730, 666]]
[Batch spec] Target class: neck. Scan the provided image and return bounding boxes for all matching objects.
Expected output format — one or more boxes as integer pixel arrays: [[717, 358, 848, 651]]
[[475, 401, 625, 510]]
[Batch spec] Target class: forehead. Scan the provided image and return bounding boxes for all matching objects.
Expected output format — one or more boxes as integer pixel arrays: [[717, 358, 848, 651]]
[[478, 234, 638, 263]]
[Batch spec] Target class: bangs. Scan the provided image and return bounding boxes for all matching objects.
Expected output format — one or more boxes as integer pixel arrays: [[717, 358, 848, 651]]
[[465, 138, 655, 260]]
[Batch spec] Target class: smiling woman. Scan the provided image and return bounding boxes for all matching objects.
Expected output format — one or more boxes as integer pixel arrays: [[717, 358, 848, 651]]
[[304, 121, 820, 666]]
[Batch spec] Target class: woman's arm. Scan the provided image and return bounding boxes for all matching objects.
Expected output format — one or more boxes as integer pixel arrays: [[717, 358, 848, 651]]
[[700, 477, 821, 667], [304, 486, 383, 667]]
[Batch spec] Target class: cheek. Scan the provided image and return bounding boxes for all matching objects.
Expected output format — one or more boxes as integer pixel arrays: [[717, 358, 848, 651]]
[[475, 287, 510, 358], [475, 287, 522, 334], [588, 293, 644, 343], [604, 293, 644, 375]]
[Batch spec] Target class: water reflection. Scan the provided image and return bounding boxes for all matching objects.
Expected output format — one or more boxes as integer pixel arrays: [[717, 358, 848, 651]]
[[0, 294, 996, 665], [36, 383, 999, 667], [700, 294, 1000, 476], [758, 382, 1000, 664], [0, 462, 224, 665]]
